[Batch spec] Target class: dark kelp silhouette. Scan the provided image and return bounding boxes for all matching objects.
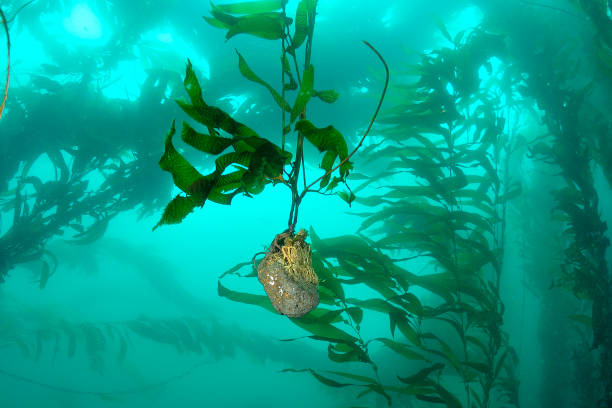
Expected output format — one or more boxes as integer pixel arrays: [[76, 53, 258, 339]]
[[0, 61, 178, 283], [0, 303, 329, 401], [517, 37, 612, 408], [473, 1, 612, 405]]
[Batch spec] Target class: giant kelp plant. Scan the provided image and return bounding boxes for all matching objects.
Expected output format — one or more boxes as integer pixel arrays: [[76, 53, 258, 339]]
[[154, 0, 387, 231], [473, 1, 612, 405], [154, 0, 388, 317], [353, 26, 523, 407]]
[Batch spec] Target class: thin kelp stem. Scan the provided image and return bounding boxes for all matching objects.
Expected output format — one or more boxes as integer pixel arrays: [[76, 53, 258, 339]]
[[4, 0, 34, 24], [286, 40, 389, 233], [0, 361, 211, 396], [0, 6, 10, 121], [0, 0, 36, 120], [281, 1, 288, 151], [301, 40, 389, 196], [518, 0, 587, 20]]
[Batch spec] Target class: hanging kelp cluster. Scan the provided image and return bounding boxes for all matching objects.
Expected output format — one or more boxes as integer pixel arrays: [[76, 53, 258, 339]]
[[154, 0, 388, 317]]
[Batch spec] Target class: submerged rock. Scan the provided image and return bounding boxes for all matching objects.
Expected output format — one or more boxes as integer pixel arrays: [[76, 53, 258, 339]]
[[258, 229, 319, 317]]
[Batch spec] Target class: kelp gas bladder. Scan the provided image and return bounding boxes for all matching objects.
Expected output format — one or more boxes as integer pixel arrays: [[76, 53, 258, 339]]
[[153, 0, 388, 317]]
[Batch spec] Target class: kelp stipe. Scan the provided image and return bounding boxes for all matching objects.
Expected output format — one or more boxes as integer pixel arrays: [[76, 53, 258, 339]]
[[352, 26, 523, 407], [519, 48, 612, 408], [0, 6, 10, 120], [0, 0, 28, 120]]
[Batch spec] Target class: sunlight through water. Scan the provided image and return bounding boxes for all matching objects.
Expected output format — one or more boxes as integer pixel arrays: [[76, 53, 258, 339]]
[[62, 3, 102, 40]]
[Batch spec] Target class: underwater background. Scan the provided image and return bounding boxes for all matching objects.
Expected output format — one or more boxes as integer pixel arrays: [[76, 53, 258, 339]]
[[1, 0, 612, 407]]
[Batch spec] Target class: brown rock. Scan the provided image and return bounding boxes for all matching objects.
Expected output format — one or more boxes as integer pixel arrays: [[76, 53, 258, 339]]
[[257, 229, 319, 317]]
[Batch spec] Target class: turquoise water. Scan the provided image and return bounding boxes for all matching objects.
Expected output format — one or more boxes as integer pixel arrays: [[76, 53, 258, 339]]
[[1, 1, 611, 407]]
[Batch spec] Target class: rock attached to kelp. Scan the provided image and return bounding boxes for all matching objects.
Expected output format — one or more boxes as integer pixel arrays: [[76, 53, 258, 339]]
[[258, 229, 319, 317]]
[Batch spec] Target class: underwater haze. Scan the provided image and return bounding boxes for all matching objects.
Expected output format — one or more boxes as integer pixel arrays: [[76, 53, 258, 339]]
[[1, 0, 612, 407]]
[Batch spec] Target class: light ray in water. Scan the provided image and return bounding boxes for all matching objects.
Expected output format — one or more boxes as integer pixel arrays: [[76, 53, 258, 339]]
[[62, 3, 102, 40]]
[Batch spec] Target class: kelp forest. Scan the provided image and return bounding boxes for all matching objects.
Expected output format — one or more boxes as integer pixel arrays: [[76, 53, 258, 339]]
[[0, 0, 611, 407]]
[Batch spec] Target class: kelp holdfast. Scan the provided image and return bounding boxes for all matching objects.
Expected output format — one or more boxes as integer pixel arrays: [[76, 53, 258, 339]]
[[257, 229, 319, 317]]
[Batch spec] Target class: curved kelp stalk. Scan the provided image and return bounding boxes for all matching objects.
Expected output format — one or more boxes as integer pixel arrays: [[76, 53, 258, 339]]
[[0, 360, 211, 402], [287, 40, 389, 233], [154, 0, 388, 318], [0, 1, 46, 122], [0, 6, 10, 120]]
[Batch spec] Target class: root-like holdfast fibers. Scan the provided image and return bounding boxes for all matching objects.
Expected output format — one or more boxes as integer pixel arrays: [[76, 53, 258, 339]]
[[258, 229, 319, 317]]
